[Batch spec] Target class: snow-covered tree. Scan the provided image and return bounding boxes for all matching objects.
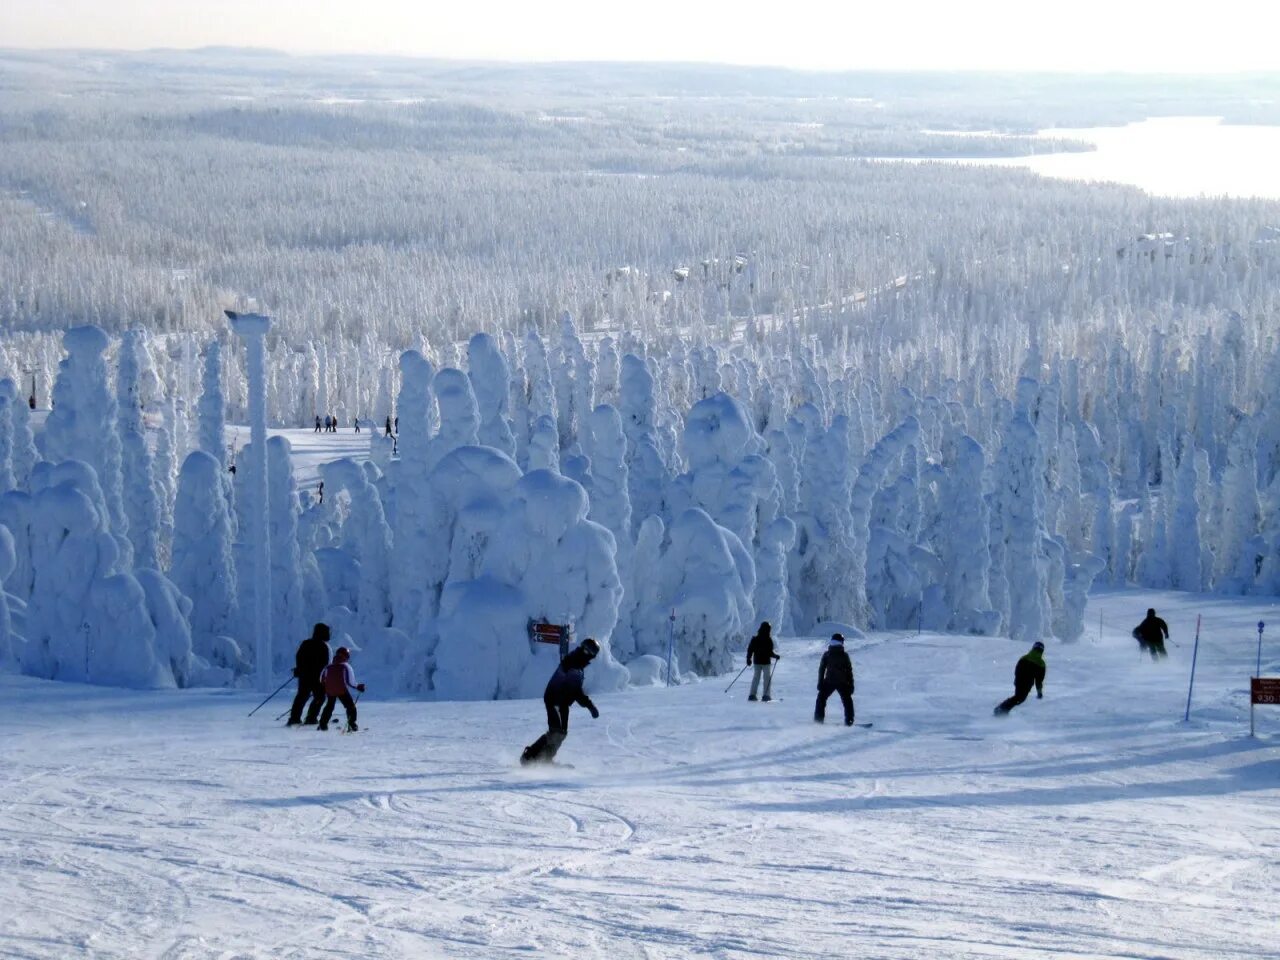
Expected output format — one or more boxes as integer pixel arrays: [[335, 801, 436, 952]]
[[170, 450, 239, 666]]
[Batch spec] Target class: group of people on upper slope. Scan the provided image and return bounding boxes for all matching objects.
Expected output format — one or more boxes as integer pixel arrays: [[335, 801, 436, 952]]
[[288, 623, 365, 731]]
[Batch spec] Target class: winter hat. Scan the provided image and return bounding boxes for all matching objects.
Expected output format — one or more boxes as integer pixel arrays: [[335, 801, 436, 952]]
[[334, 646, 350, 663], [311, 623, 330, 643], [760, 621, 772, 635], [1031, 641, 1045, 652], [580, 638, 600, 659], [830, 633, 845, 645]]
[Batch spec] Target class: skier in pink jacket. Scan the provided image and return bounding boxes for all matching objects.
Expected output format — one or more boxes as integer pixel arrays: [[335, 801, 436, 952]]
[[318, 647, 365, 731]]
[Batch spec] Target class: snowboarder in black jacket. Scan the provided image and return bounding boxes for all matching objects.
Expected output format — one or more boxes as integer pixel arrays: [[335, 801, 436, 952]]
[[1132, 608, 1169, 660], [287, 622, 331, 726], [746, 621, 780, 701], [994, 641, 1046, 715], [521, 638, 600, 765], [815, 634, 855, 725]]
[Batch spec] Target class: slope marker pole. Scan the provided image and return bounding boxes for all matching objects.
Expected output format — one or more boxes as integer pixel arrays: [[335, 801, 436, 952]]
[[1182, 614, 1201, 723]]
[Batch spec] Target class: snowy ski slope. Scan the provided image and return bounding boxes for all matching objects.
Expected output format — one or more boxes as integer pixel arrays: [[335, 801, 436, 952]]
[[4, 589, 1278, 959]]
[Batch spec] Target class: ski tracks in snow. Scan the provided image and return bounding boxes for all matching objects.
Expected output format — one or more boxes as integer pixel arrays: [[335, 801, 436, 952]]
[[5, 589, 1280, 958]]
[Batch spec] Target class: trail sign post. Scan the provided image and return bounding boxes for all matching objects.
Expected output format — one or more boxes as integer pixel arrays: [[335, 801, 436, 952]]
[[665, 609, 676, 687], [1251, 677, 1280, 739], [529, 620, 571, 658], [1251, 621, 1269, 737], [1252, 678, 1280, 704]]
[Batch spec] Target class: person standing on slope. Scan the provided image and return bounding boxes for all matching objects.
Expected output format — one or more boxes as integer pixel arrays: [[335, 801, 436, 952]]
[[287, 622, 331, 726], [814, 634, 855, 725], [994, 641, 1046, 715], [318, 646, 365, 731], [521, 638, 601, 765], [746, 621, 780, 701], [1132, 608, 1170, 660], [314, 414, 322, 433]]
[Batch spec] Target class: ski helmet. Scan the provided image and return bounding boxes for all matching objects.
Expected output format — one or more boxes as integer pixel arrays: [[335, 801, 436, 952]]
[[831, 633, 845, 644], [335, 646, 350, 662], [581, 638, 600, 659], [1032, 641, 1045, 652]]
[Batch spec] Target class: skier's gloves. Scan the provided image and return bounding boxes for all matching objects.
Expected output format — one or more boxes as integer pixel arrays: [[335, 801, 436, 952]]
[[357, 684, 366, 692], [589, 705, 600, 719], [774, 653, 781, 660]]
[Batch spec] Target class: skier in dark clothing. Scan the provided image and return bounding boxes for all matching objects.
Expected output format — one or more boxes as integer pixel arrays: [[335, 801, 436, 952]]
[[994, 641, 1046, 715], [521, 638, 601, 765], [815, 634, 855, 725], [287, 623, 331, 726], [746, 621, 780, 701], [318, 646, 365, 731], [353, 417, 361, 433], [385, 415, 393, 436], [1132, 608, 1170, 660], [314, 415, 322, 433]]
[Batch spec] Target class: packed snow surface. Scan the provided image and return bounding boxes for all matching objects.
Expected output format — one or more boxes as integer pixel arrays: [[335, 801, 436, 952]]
[[3, 589, 1278, 959]]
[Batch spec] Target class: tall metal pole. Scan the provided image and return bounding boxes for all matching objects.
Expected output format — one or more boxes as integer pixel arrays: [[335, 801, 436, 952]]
[[665, 609, 676, 686], [1253, 621, 1265, 738], [228, 311, 274, 692], [1182, 614, 1201, 723]]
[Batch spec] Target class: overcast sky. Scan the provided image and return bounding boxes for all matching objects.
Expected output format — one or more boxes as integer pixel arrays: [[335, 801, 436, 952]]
[[3, 0, 1277, 72]]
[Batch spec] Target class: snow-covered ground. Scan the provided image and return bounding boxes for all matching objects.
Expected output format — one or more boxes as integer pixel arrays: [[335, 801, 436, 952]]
[[251, 426, 370, 490], [4, 589, 1278, 959]]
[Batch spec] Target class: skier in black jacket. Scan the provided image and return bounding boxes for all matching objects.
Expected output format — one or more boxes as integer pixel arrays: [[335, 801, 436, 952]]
[[1132, 608, 1170, 660], [815, 634, 855, 725], [994, 641, 1046, 715], [746, 621, 780, 701], [287, 622, 331, 726], [521, 638, 601, 765]]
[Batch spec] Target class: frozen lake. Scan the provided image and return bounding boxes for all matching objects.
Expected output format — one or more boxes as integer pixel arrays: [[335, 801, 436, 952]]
[[936, 117, 1280, 199]]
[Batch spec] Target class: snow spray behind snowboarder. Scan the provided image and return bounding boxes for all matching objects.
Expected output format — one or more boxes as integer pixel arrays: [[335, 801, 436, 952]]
[[1132, 608, 1169, 660], [521, 638, 600, 765], [746, 621, 780, 701], [318, 646, 365, 731], [994, 641, 1046, 715], [815, 634, 855, 725], [287, 622, 331, 726]]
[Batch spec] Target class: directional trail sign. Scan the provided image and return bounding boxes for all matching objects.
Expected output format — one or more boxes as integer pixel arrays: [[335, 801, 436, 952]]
[[529, 620, 571, 657]]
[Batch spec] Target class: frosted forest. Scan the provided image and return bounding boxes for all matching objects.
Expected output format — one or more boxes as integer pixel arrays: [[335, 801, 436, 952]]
[[5, 42, 1280, 960], [2, 52, 1280, 699]]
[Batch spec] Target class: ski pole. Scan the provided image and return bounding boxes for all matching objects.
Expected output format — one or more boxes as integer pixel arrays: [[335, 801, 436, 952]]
[[725, 663, 750, 693], [275, 707, 291, 722], [248, 676, 293, 717]]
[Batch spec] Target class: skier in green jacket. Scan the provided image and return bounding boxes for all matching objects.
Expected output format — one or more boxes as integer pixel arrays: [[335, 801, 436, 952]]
[[994, 641, 1046, 715]]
